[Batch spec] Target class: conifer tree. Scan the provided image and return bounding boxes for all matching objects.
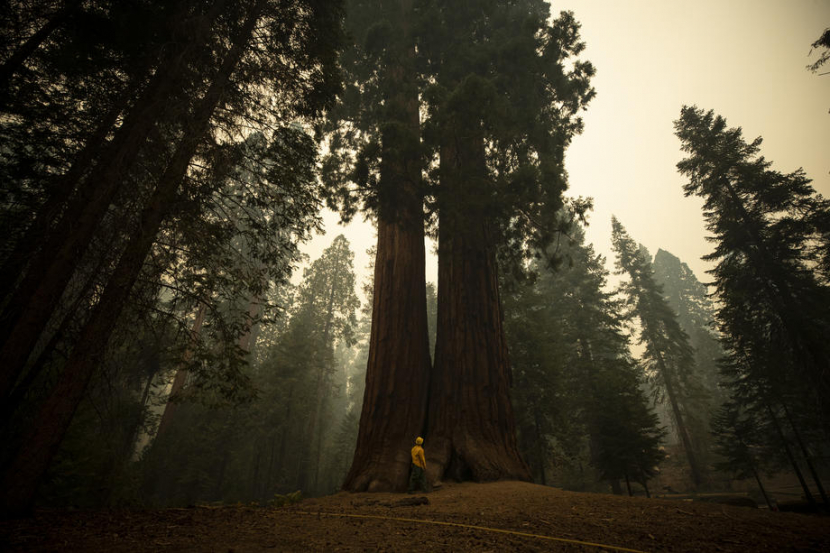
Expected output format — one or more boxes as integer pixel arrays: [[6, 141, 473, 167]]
[[611, 217, 707, 488], [324, 0, 433, 493], [328, 0, 594, 489], [0, 0, 344, 516], [507, 223, 664, 494], [423, 0, 594, 485], [652, 250, 723, 402], [674, 106, 830, 428], [292, 235, 360, 492], [710, 401, 774, 508]]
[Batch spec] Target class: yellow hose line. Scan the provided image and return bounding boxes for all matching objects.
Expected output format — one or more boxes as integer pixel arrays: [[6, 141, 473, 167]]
[[294, 510, 650, 553]]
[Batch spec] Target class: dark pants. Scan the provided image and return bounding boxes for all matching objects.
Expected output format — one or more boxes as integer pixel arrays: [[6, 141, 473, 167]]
[[408, 464, 427, 493]]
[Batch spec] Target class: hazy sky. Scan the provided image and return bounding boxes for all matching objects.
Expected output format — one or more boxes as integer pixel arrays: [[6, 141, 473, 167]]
[[299, 0, 830, 299]]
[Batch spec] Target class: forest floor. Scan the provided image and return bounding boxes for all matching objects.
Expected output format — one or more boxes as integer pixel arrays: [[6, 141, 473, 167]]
[[2, 480, 829, 552]]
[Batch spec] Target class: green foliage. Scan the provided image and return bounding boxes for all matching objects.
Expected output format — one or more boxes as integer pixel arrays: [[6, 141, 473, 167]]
[[652, 249, 724, 405], [674, 106, 830, 433], [421, 1, 596, 268], [710, 402, 764, 481], [611, 218, 709, 487], [807, 28, 830, 74], [136, 235, 362, 506], [1, 0, 346, 513], [506, 220, 664, 492], [323, 0, 595, 268]]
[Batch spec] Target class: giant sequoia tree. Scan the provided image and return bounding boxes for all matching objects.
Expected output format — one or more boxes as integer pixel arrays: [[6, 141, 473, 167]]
[[0, 0, 344, 516], [422, 0, 594, 484], [327, 0, 593, 490], [324, 0, 433, 492]]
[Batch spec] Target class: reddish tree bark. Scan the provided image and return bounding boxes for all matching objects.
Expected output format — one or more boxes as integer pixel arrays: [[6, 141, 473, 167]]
[[341, 206, 431, 492], [427, 134, 531, 484], [155, 304, 207, 440], [341, 0, 430, 490]]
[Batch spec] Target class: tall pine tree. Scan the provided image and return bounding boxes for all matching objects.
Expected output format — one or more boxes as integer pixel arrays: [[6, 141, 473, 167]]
[[611, 217, 707, 488], [674, 106, 830, 429]]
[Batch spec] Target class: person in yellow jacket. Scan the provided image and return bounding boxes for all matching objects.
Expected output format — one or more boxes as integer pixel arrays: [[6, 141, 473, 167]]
[[408, 436, 428, 493]]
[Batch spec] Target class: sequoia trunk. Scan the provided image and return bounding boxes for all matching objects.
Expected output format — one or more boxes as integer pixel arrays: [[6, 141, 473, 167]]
[[342, 0, 430, 492], [427, 134, 531, 484]]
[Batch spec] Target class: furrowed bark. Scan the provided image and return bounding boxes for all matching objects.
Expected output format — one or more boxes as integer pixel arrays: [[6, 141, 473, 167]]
[[428, 134, 531, 485], [342, 208, 431, 492], [155, 304, 207, 440], [342, 0, 430, 493]]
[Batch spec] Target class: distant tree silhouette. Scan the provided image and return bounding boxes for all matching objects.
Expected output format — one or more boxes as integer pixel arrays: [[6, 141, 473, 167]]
[[611, 218, 706, 488]]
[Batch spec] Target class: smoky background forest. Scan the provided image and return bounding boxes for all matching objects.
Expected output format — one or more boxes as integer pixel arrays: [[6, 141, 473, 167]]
[[1, 0, 829, 519]]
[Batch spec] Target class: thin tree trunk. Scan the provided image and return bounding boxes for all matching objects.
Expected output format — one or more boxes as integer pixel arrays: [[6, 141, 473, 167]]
[[308, 287, 335, 493], [342, 0, 431, 493], [625, 472, 632, 496], [0, 3, 261, 516], [214, 448, 229, 499], [251, 444, 263, 500], [265, 434, 276, 499], [123, 363, 159, 461], [750, 460, 773, 510], [276, 386, 294, 482], [766, 403, 817, 511], [781, 402, 828, 505], [639, 470, 651, 498], [646, 329, 703, 488], [103, 357, 161, 506], [427, 133, 531, 485], [534, 410, 547, 486]]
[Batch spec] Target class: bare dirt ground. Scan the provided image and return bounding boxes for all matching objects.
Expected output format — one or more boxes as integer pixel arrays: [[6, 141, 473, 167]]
[[2, 481, 829, 552]]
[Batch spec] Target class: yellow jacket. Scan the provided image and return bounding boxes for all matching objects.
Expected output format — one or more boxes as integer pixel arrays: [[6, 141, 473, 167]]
[[410, 445, 426, 469]]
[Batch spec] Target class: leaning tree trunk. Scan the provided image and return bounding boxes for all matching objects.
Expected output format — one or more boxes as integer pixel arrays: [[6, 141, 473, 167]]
[[427, 133, 531, 485], [645, 328, 703, 489], [0, 0, 226, 402], [0, 2, 263, 516], [0, 0, 83, 98], [0, 22, 209, 401]]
